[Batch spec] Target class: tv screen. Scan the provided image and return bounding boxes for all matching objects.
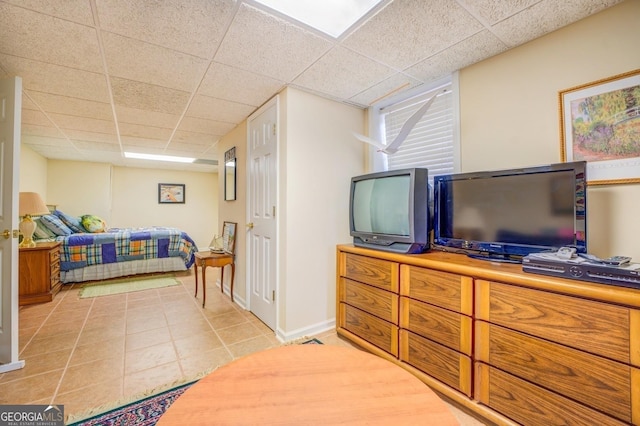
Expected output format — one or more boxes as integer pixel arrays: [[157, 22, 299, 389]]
[[350, 168, 429, 254], [433, 161, 586, 262]]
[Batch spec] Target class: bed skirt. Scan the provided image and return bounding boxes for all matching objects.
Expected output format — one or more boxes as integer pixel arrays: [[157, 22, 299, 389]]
[[61, 257, 188, 284]]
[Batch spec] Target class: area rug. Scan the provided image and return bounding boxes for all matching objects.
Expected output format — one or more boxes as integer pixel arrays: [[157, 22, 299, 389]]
[[79, 275, 180, 298], [67, 380, 195, 426]]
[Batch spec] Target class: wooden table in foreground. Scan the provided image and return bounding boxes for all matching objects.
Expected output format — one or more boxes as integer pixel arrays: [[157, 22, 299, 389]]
[[157, 344, 459, 425]]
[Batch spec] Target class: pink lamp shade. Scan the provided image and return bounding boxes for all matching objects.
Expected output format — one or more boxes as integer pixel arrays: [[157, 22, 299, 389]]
[[18, 192, 50, 248]]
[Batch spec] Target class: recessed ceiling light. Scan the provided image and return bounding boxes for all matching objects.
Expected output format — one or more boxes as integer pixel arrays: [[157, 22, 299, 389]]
[[255, 0, 383, 38], [124, 152, 195, 163]]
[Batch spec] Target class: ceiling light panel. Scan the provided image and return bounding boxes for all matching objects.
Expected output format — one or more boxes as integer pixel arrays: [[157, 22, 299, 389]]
[[254, 0, 383, 38]]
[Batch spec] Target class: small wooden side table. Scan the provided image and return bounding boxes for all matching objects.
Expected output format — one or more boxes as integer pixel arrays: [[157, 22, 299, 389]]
[[193, 251, 235, 306], [19, 241, 62, 306]]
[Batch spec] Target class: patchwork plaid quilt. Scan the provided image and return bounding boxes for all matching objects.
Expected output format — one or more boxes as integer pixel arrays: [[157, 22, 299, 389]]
[[56, 227, 197, 271]]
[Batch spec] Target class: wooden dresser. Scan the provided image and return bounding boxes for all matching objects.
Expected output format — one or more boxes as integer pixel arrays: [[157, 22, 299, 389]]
[[336, 244, 640, 426], [19, 241, 62, 306]]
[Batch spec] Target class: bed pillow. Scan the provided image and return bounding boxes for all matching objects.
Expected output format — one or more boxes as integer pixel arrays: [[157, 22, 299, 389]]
[[33, 217, 58, 240], [53, 209, 86, 233], [40, 214, 73, 236], [81, 215, 107, 233]]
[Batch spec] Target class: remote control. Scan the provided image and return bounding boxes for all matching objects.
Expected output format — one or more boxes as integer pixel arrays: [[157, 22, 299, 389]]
[[601, 256, 632, 266]]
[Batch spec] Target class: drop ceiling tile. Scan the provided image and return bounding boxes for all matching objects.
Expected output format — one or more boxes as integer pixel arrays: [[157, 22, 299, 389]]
[[3, 0, 95, 25], [73, 140, 121, 152], [110, 77, 191, 115], [21, 109, 52, 127], [118, 123, 173, 141], [405, 30, 508, 83], [0, 3, 103, 72], [0, 54, 110, 103], [30, 145, 83, 158], [293, 46, 396, 100], [63, 129, 118, 144], [491, 0, 623, 47], [457, 0, 540, 25], [26, 92, 113, 121], [171, 130, 218, 146], [102, 32, 209, 92], [121, 137, 168, 150], [21, 96, 39, 111], [186, 95, 255, 124], [21, 134, 69, 146], [96, 0, 237, 59], [349, 72, 423, 107], [115, 106, 180, 129], [47, 113, 116, 134], [343, 0, 483, 70], [199, 62, 285, 106], [178, 116, 236, 136], [214, 3, 332, 81], [21, 124, 66, 138]]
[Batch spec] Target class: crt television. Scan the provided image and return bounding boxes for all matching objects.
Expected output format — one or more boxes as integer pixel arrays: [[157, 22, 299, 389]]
[[349, 168, 430, 254], [433, 161, 587, 262]]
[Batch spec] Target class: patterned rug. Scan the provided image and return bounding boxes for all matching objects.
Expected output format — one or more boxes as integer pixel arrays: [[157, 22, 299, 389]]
[[79, 275, 180, 298], [67, 339, 323, 425]]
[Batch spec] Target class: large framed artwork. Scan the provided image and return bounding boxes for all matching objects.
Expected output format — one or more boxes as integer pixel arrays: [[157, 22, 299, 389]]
[[158, 183, 185, 204], [559, 69, 640, 185]]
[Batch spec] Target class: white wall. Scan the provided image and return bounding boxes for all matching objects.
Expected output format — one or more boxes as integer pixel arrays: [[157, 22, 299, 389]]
[[459, 0, 640, 260], [280, 87, 364, 337]]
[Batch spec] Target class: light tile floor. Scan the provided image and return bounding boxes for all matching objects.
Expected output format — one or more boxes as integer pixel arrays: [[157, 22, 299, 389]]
[[0, 270, 486, 425]]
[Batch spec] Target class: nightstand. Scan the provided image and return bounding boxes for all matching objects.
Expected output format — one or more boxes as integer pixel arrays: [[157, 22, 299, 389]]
[[19, 241, 62, 306]]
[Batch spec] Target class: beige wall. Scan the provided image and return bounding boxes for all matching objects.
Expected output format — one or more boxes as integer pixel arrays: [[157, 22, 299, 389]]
[[20, 152, 217, 250], [18, 145, 48, 197], [216, 123, 247, 301], [459, 0, 640, 260], [110, 166, 218, 250]]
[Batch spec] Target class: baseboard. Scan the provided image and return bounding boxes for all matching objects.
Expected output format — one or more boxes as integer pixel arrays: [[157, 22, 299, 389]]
[[275, 318, 336, 343]]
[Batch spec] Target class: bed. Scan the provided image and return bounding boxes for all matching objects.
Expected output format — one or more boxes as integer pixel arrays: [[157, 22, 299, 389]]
[[34, 211, 198, 284]]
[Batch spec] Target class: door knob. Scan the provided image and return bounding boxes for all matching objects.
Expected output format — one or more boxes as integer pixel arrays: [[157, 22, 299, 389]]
[[2, 229, 18, 239], [246, 223, 254, 229]]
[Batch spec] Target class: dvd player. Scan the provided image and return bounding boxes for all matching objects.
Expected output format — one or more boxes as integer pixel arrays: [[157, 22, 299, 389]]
[[522, 252, 640, 289]]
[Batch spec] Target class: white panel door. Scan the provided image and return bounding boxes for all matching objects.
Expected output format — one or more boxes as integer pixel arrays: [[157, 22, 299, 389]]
[[0, 77, 23, 372], [247, 97, 278, 330]]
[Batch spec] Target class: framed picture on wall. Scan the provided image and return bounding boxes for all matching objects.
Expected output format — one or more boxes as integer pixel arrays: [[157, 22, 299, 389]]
[[559, 69, 640, 185], [158, 183, 185, 204]]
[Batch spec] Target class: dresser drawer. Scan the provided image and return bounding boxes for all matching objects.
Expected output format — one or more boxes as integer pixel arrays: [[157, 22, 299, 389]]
[[400, 265, 473, 315], [339, 278, 398, 324], [475, 321, 638, 422], [339, 303, 398, 356], [475, 363, 631, 426], [399, 330, 472, 396], [400, 297, 472, 355], [475, 280, 638, 365], [339, 253, 399, 292]]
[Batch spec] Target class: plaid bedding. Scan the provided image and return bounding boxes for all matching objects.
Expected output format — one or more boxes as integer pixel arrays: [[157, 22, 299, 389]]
[[57, 227, 197, 272]]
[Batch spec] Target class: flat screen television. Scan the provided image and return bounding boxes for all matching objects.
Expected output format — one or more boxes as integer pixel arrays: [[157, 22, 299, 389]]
[[349, 168, 430, 254], [433, 161, 587, 262]]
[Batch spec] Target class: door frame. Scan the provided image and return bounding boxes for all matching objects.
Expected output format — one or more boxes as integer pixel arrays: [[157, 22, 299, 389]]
[[245, 95, 279, 332]]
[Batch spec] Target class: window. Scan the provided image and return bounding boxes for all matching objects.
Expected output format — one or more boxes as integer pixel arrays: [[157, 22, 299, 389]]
[[369, 75, 459, 181]]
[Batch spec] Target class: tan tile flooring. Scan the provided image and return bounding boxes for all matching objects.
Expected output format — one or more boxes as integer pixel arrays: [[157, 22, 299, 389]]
[[1, 270, 486, 425]]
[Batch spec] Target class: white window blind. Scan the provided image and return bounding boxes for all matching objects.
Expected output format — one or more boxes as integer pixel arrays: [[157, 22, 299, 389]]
[[380, 81, 454, 179]]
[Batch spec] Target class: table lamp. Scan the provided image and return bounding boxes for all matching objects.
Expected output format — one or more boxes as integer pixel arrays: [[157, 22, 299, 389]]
[[19, 192, 50, 248]]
